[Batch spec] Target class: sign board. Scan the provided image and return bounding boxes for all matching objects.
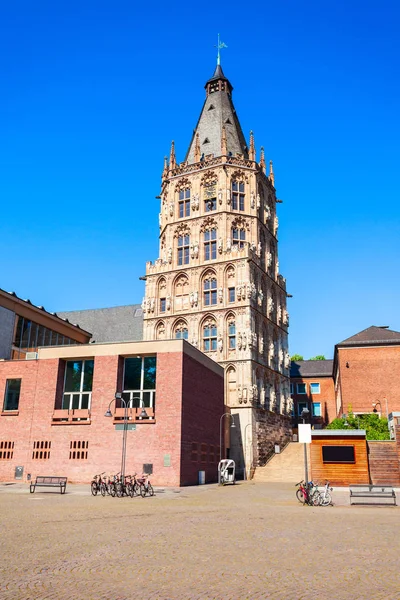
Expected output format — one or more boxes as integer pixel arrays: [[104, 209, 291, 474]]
[[114, 424, 136, 431], [15, 466, 24, 480], [164, 454, 171, 467], [298, 424, 312, 444]]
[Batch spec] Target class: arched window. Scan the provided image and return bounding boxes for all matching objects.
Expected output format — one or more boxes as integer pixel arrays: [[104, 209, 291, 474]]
[[203, 319, 217, 352], [158, 278, 167, 313], [179, 188, 190, 218], [231, 180, 245, 211], [203, 276, 217, 306], [177, 234, 190, 266], [228, 318, 236, 350], [155, 322, 165, 340], [225, 265, 236, 303], [226, 366, 236, 407], [232, 227, 246, 249], [175, 321, 188, 340], [204, 229, 217, 261], [175, 275, 189, 311]]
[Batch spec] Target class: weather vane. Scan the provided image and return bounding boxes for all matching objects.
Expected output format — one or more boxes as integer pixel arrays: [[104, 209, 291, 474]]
[[215, 33, 227, 66]]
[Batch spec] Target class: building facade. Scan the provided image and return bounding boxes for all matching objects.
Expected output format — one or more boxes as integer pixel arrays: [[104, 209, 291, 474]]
[[290, 360, 336, 428], [142, 64, 292, 474], [0, 339, 224, 486]]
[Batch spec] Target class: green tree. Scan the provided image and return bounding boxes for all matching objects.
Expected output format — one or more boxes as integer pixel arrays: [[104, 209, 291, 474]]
[[326, 412, 390, 440], [309, 355, 326, 360], [291, 354, 304, 361]]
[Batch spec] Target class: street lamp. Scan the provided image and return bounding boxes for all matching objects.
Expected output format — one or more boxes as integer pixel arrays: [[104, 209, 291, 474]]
[[301, 407, 310, 485], [244, 422, 252, 481], [219, 413, 236, 483], [105, 393, 129, 484]]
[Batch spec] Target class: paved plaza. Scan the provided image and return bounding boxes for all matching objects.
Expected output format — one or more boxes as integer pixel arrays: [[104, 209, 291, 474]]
[[0, 481, 399, 600]]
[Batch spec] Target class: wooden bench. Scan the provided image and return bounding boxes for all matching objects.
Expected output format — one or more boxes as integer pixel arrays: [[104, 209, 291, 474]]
[[350, 484, 397, 506], [29, 476, 67, 494]]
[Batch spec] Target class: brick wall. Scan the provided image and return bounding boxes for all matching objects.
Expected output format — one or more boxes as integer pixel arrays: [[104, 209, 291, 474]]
[[291, 376, 336, 425], [255, 410, 292, 466], [0, 346, 223, 487], [337, 346, 400, 415]]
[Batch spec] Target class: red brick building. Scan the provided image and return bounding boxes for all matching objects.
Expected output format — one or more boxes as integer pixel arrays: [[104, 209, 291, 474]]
[[334, 326, 400, 418], [290, 360, 336, 428], [0, 339, 224, 486]]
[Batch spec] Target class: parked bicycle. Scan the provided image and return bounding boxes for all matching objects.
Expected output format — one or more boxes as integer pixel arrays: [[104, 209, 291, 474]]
[[295, 480, 320, 506], [136, 473, 154, 498], [317, 480, 333, 506], [91, 472, 106, 496]]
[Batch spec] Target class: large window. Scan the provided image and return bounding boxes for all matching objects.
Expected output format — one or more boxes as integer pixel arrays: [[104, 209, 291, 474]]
[[204, 277, 217, 306], [312, 402, 321, 417], [123, 356, 156, 408], [322, 445, 355, 464], [179, 189, 190, 218], [178, 235, 190, 266], [3, 379, 21, 411], [204, 229, 217, 261], [203, 321, 217, 352], [232, 181, 245, 211], [228, 287, 235, 303], [12, 316, 74, 359], [63, 360, 94, 410], [297, 383, 306, 395], [232, 228, 246, 249], [310, 383, 320, 394], [228, 319, 236, 349], [175, 322, 189, 340]]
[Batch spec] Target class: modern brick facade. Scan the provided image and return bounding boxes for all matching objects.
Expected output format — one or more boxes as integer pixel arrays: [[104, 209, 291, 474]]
[[0, 340, 224, 486], [290, 360, 335, 427]]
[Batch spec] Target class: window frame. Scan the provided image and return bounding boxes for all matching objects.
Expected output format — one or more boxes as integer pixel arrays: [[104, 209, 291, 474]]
[[297, 383, 307, 395], [159, 297, 166, 313], [228, 287, 235, 303], [204, 229, 217, 261], [178, 188, 191, 218], [312, 402, 322, 417], [203, 278, 217, 306], [228, 321, 236, 350], [232, 228, 246, 249], [231, 180, 245, 211], [3, 379, 21, 412], [310, 382, 320, 395], [62, 359, 94, 411], [203, 322, 217, 352], [122, 356, 157, 409], [177, 234, 190, 266]]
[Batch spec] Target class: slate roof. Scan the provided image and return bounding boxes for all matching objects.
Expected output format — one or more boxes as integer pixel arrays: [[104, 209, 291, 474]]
[[185, 65, 248, 164], [290, 360, 333, 378], [58, 304, 143, 344], [337, 326, 400, 347]]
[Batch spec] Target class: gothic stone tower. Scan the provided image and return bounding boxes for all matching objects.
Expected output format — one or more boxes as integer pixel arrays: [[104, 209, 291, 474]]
[[142, 64, 292, 476]]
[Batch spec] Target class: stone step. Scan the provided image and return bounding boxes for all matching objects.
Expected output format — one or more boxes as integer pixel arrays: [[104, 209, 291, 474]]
[[254, 442, 306, 483]]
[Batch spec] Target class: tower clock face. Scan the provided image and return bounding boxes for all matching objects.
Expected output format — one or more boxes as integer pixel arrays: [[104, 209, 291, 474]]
[[204, 185, 216, 199]]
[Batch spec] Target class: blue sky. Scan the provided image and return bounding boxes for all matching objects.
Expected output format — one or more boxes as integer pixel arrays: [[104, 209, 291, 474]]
[[1, 0, 399, 359]]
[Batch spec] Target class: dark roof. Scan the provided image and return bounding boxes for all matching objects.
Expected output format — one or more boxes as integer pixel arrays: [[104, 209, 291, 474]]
[[337, 326, 400, 347], [290, 360, 333, 378], [206, 64, 230, 84], [58, 304, 143, 343]]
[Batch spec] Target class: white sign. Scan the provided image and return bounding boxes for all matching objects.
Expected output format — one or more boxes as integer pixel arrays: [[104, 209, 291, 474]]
[[298, 424, 312, 444]]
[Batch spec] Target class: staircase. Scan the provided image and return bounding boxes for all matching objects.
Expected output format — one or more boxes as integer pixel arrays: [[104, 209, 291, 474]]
[[368, 441, 400, 485], [253, 442, 306, 483]]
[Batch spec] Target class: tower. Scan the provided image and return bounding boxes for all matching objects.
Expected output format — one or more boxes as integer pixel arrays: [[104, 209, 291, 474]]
[[142, 63, 292, 476]]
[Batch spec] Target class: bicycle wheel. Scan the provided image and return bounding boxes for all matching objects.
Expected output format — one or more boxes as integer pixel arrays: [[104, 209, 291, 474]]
[[320, 492, 332, 506], [148, 483, 154, 497], [296, 488, 306, 504], [116, 483, 124, 498], [140, 484, 147, 498], [110, 483, 116, 497], [311, 491, 321, 506], [133, 482, 140, 496], [100, 483, 106, 497], [91, 482, 98, 496]]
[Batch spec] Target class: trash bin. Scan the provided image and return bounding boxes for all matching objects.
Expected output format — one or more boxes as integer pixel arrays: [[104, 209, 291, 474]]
[[198, 471, 205, 485]]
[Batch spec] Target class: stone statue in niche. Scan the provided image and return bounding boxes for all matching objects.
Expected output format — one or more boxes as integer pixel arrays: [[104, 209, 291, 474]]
[[257, 193, 261, 209], [275, 260, 279, 278], [248, 386, 254, 402], [189, 292, 194, 308], [247, 330, 253, 349], [237, 386, 242, 403], [260, 336, 264, 354], [279, 348, 284, 366], [269, 342, 275, 361], [258, 289, 263, 307], [265, 204, 271, 220], [141, 297, 146, 313], [218, 287, 223, 303], [226, 188, 231, 204], [287, 396, 294, 416], [257, 241, 262, 257], [246, 282, 252, 299], [250, 190, 255, 208], [237, 332, 242, 350], [169, 203, 174, 216], [250, 242, 257, 253], [274, 216, 279, 234], [150, 298, 155, 312], [191, 337, 198, 349], [218, 238, 223, 253], [270, 388, 276, 411], [283, 309, 289, 325], [166, 294, 171, 311], [218, 188, 223, 204], [167, 247, 172, 264], [218, 335, 223, 353], [266, 251, 272, 268], [237, 282, 243, 300], [193, 241, 199, 259], [260, 387, 265, 405], [162, 250, 167, 263], [242, 331, 247, 350], [277, 305, 282, 323], [194, 290, 198, 306], [253, 385, 258, 401], [146, 298, 151, 312], [267, 297, 274, 318], [253, 332, 257, 347], [284, 352, 291, 370], [243, 387, 248, 402]]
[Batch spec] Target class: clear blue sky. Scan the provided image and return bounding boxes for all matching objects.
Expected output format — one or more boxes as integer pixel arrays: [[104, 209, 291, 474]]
[[1, 0, 399, 359]]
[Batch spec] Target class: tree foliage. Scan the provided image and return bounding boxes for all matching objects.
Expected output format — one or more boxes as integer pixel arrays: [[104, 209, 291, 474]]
[[291, 354, 304, 361], [309, 355, 326, 360], [326, 412, 390, 440]]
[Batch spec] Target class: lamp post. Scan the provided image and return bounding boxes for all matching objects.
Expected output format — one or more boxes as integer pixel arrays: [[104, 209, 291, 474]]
[[301, 407, 310, 484], [219, 413, 235, 483], [244, 422, 252, 481], [105, 393, 128, 484]]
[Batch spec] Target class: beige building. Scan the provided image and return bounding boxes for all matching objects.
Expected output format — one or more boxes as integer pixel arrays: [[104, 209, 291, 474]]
[[142, 64, 291, 475]]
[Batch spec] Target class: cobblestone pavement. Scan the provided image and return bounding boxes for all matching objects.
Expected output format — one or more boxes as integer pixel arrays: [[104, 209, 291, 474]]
[[1, 482, 399, 600]]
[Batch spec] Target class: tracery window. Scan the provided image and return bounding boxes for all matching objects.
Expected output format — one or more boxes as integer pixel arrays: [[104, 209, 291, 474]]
[[203, 276, 217, 306], [228, 318, 236, 350], [231, 181, 245, 211], [175, 275, 189, 311], [174, 321, 188, 341], [177, 234, 190, 266], [179, 189, 190, 218], [204, 229, 217, 261], [232, 227, 246, 249], [203, 319, 217, 352]]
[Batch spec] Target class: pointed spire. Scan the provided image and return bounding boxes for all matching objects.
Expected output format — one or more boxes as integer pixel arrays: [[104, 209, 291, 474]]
[[162, 156, 168, 178], [269, 160, 275, 187], [259, 147, 266, 173], [194, 132, 201, 162], [221, 125, 227, 155], [169, 141, 176, 170], [249, 130, 255, 161]]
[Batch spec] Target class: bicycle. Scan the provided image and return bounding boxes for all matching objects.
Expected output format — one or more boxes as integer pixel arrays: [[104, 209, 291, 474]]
[[295, 480, 320, 506], [136, 473, 154, 498], [90, 472, 106, 496], [318, 480, 333, 506]]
